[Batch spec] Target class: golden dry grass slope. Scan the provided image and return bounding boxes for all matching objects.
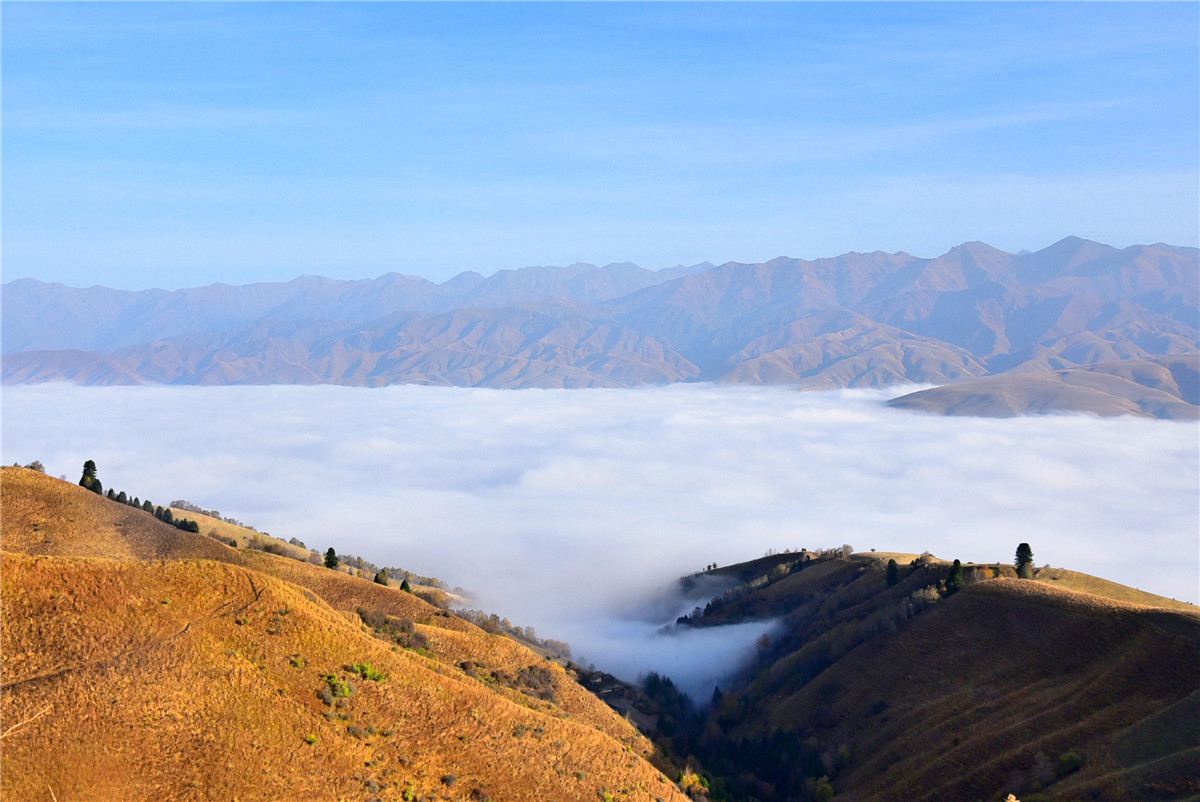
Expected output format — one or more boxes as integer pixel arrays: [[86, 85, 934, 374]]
[[1, 468, 687, 802], [685, 552, 1200, 802]]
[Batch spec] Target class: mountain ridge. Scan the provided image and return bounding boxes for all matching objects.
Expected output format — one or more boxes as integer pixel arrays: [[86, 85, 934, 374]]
[[4, 238, 1197, 397]]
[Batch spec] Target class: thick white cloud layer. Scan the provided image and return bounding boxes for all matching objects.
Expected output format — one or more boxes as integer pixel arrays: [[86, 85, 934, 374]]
[[5, 384, 1197, 693]]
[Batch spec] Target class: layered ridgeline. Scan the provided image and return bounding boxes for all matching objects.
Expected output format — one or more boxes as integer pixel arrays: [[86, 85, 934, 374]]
[[0, 467, 688, 802], [4, 238, 1197, 402], [629, 551, 1199, 802]]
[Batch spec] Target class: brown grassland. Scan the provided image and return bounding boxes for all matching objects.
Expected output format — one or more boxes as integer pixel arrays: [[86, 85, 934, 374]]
[[1, 468, 687, 802], [688, 551, 1200, 801]]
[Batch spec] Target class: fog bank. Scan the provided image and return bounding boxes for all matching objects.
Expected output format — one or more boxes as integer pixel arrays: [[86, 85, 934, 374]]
[[5, 384, 1197, 691]]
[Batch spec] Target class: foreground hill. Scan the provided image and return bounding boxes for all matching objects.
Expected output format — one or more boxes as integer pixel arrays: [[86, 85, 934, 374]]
[[886, 354, 1200, 420], [0, 468, 687, 801], [647, 550, 1199, 801], [4, 237, 1196, 398]]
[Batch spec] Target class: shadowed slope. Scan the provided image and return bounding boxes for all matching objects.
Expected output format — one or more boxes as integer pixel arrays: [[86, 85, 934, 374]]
[[661, 552, 1199, 801], [769, 578, 1200, 801]]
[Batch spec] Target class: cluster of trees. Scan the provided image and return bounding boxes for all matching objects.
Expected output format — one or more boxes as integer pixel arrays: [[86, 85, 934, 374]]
[[454, 608, 572, 660], [170, 499, 251, 530], [151, 504, 201, 533], [317, 547, 446, 591], [78, 460, 201, 534], [638, 673, 839, 801]]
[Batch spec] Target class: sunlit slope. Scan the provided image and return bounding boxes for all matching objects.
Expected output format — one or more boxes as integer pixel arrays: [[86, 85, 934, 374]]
[[170, 507, 313, 559], [1033, 564, 1198, 611], [0, 469, 687, 801], [696, 549, 1193, 619], [1, 467, 236, 562], [170, 507, 452, 601], [1, 553, 685, 801], [692, 554, 1200, 801], [2, 469, 642, 741]]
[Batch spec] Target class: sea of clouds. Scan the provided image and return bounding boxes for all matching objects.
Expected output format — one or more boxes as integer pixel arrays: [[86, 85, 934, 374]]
[[5, 384, 1197, 696]]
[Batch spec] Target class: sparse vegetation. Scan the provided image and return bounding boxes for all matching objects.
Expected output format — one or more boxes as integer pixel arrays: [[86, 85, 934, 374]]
[[347, 662, 388, 682], [454, 608, 572, 660], [1055, 750, 1084, 777], [321, 673, 355, 702]]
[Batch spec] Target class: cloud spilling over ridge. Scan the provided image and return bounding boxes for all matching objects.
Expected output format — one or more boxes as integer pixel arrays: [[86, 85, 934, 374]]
[[4, 384, 1197, 692]]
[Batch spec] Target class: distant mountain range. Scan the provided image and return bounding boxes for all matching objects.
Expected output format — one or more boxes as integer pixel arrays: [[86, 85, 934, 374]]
[[4, 237, 1197, 394]]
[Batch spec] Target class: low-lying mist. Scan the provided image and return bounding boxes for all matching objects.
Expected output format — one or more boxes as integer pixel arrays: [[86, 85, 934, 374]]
[[5, 384, 1197, 697]]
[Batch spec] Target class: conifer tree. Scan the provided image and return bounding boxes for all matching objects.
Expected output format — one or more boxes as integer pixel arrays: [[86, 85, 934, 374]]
[[1015, 543, 1034, 579], [324, 548, 340, 569], [79, 460, 103, 495], [945, 559, 964, 595]]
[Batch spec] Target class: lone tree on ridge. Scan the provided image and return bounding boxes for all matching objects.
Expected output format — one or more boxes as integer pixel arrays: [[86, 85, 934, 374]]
[[79, 460, 103, 495], [1015, 542, 1034, 579], [324, 548, 340, 570]]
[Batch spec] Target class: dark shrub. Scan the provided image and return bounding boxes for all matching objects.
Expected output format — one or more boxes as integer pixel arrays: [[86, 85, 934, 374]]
[[1056, 750, 1084, 777]]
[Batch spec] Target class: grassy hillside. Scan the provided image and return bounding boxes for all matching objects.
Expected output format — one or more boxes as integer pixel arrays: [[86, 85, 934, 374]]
[[1, 466, 237, 563], [653, 551, 1200, 802], [0, 468, 687, 801], [171, 507, 454, 604], [1030, 565, 1197, 612]]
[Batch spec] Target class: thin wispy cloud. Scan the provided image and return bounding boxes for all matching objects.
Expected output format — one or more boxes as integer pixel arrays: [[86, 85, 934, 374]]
[[8, 104, 313, 131], [4, 3, 1195, 287], [5, 385, 1196, 693]]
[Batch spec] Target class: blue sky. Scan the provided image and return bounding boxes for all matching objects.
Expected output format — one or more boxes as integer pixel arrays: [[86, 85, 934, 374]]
[[4, 2, 1198, 290]]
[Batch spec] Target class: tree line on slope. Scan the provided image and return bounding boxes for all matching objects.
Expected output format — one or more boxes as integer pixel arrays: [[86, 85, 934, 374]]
[[77, 459, 202, 533], [28, 459, 572, 675]]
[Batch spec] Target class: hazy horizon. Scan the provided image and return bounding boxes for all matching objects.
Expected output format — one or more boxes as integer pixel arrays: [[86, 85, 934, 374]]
[[6, 235, 1198, 295], [5, 383, 1196, 694]]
